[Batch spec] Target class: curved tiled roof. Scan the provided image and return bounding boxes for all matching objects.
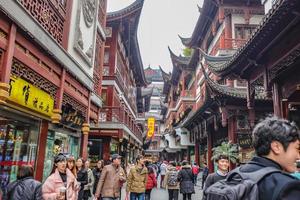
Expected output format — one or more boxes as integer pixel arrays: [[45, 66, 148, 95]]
[[201, 64, 267, 100], [107, 0, 144, 21], [202, 0, 299, 77]]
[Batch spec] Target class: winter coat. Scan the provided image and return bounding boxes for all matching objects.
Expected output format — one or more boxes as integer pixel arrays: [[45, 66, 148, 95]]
[[178, 165, 195, 194], [240, 156, 300, 200], [95, 164, 126, 198], [4, 177, 42, 200], [83, 168, 94, 196], [126, 166, 148, 193], [42, 168, 79, 200], [163, 166, 180, 190], [77, 168, 88, 200], [146, 172, 157, 190], [92, 168, 102, 193]]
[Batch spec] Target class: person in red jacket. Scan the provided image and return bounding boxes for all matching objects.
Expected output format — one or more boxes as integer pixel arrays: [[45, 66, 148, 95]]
[[145, 162, 157, 200]]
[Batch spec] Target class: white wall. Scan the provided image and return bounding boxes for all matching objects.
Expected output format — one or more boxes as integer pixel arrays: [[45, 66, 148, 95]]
[[67, 0, 98, 77]]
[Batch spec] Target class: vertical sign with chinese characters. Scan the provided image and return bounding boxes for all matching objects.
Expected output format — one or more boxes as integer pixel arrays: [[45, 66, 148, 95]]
[[8, 76, 54, 117], [147, 117, 155, 138]]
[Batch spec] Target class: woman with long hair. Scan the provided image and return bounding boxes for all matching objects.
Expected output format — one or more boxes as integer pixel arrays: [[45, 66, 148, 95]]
[[43, 153, 79, 200], [4, 165, 42, 199], [92, 160, 104, 194], [76, 157, 88, 200], [67, 156, 77, 178]]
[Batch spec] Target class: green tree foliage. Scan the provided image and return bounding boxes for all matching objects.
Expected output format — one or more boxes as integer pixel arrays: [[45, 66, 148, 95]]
[[182, 47, 192, 57], [211, 141, 239, 164]]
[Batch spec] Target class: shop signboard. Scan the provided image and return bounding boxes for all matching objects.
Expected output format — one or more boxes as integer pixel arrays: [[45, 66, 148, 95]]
[[8, 76, 54, 117], [147, 117, 155, 138], [61, 103, 85, 128]]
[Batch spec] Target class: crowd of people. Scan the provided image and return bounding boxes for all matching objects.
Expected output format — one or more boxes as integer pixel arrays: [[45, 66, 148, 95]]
[[2, 117, 300, 200]]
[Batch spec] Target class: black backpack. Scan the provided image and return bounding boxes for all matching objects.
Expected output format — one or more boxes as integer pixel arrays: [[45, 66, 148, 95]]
[[204, 166, 281, 200]]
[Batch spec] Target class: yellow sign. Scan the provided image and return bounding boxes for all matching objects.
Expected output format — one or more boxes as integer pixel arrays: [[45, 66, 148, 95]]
[[8, 76, 54, 117], [147, 117, 155, 138]]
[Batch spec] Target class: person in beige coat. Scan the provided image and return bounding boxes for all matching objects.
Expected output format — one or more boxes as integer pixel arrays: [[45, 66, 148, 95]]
[[94, 154, 126, 200], [126, 155, 148, 200], [163, 161, 180, 200]]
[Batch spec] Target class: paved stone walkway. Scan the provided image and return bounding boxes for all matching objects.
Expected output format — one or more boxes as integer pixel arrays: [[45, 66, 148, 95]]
[[120, 174, 203, 200]]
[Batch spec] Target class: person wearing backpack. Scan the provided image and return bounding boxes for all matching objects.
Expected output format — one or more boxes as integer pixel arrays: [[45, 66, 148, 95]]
[[202, 154, 229, 198], [201, 162, 209, 189], [177, 160, 194, 200], [163, 161, 179, 200], [3, 165, 42, 200], [204, 117, 300, 200]]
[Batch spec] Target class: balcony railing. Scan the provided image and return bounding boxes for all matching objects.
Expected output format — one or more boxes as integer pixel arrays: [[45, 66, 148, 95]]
[[99, 106, 143, 141]]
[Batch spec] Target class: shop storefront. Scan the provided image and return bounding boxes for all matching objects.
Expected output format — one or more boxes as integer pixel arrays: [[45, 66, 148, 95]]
[[0, 108, 41, 190], [42, 128, 80, 181]]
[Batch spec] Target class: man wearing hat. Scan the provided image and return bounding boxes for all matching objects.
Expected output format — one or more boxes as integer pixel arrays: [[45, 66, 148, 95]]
[[95, 154, 126, 200]]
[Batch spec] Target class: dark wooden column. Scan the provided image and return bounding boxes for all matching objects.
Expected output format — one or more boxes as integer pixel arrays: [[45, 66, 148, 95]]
[[228, 116, 237, 170], [0, 23, 16, 104], [207, 132, 213, 173], [51, 68, 65, 123], [273, 82, 282, 117], [35, 121, 49, 181]]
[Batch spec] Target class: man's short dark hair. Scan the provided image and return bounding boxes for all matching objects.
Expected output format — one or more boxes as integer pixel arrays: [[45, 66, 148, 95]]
[[252, 116, 300, 156], [17, 165, 34, 179]]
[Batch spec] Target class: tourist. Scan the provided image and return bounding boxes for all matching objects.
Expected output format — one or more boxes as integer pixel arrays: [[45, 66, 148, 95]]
[[67, 155, 77, 177], [159, 161, 167, 188], [84, 159, 95, 199], [76, 157, 88, 200], [93, 160, 104, 194], [178, 160, 194, 200], [191, 162, 200, 186], [163, 161, 179, 200], [145, 161, 157, 200], [201, 162, 209, 189]]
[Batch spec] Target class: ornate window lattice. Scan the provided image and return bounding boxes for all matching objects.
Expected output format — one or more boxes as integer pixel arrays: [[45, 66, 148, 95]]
[[12, 60, 58, 99], [19, 0, 67, 44], [62, 93, 87, 117]]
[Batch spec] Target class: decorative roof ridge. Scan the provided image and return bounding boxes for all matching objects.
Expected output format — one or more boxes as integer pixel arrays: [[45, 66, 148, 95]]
[[200, 64, 267, 100], [178, 35, 192, 47], [168, 46, 191, 67], [159, 65, 171, 82], [107, 0, 144, 21], [198, 48, 234, 62]]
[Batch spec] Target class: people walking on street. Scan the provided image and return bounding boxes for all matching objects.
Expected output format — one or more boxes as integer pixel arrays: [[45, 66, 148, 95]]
[[126, 155, 148, 200], [145, 161, 157, 200], [163, 161, 179, 200], [76, 158, 88, 200], [202, 154, 229, 197], [93, 160, 104, 194], [84, 159, 95, 199], [159, 161, 168, 188], [95, 154, 126, 200], [235, 117, 300, 199], [201, 163, 209, 189], [67, 156, 77, 177], [43, 153, 79, 200], [4, 165, 42, 200], [191, 162, 199, 186], [178, 160, 194, 200]]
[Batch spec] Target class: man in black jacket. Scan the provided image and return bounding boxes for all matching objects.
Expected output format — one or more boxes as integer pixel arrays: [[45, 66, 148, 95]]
[[240, 117, 300, 200]]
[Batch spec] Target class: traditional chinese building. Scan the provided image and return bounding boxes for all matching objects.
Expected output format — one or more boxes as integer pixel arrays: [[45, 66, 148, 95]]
[[89, 0, 149, 165], [0, 0, 107, 186], [161, 0, 270, 172], [143, 66, 165, 162], [160, 48, 198, 162], [209, 0, 300, 126]]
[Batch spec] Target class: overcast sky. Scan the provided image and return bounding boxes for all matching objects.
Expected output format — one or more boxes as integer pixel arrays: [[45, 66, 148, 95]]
[[107, 0, 203, 73]]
